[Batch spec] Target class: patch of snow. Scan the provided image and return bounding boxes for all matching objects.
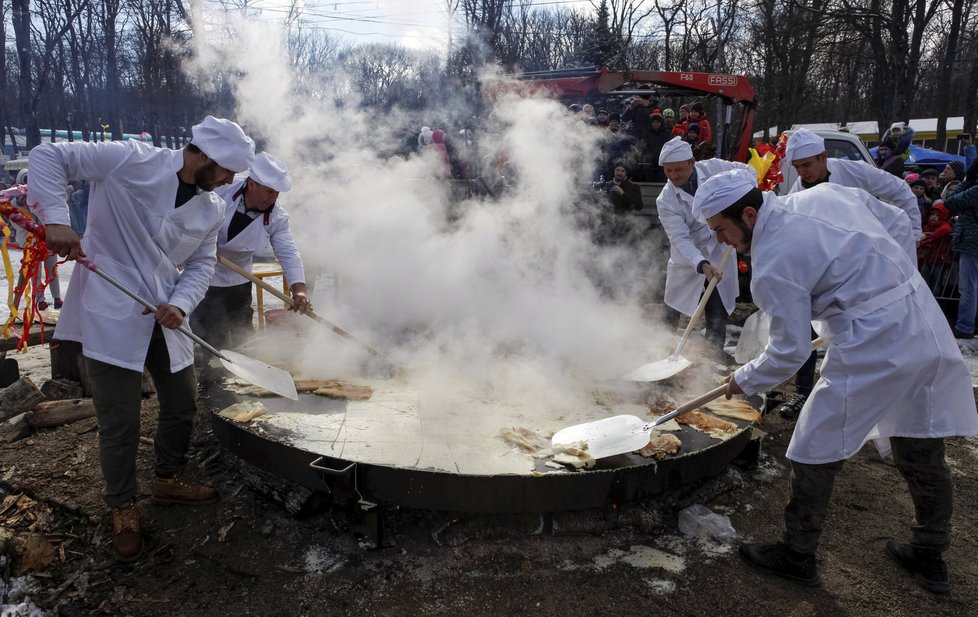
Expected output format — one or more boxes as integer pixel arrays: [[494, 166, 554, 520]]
[[0, 571, 44, 617], [303, 545, 345, 573]]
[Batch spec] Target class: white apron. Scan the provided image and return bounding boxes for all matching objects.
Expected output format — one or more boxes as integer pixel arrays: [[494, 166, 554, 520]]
[[734, 188, 978, 464], [657, 158, 752, 316], [27, 140, 224, 372]]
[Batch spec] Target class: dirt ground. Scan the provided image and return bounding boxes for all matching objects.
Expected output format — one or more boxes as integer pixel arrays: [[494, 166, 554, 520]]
[[1, 342, 977, 617]]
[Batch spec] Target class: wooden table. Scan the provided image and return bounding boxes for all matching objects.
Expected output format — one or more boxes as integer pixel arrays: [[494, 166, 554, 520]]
[[251, 265, 289, 330]]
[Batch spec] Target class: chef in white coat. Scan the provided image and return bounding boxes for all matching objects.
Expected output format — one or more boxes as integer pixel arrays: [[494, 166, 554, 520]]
[[785, 128, 922, 244], [774, 128, 923, 421], [29, 116, 255, 562], [695, 168, 978, 594], [191, 152, 310, 353], [656, 137, 752, 350]]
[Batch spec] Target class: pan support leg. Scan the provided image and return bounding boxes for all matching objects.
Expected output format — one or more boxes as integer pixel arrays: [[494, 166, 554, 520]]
[[734, 427, 766, 468]]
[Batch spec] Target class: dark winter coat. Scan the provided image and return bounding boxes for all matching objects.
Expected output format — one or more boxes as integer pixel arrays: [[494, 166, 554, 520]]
[[945, 178, 978, 256]]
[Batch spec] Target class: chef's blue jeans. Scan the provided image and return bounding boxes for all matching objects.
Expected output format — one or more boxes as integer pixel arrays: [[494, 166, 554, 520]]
[[955, 253, 978, 334], [783, 438, 951, 554], [86, 324, 198, 508]]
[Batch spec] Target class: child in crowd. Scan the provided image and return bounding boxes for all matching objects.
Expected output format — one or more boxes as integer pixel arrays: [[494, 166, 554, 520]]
[[909, 178, 932, 222], [918, 202, 955, 293]]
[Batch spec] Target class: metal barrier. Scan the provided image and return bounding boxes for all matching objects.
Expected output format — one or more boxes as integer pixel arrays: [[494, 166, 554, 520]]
[[918, 222, 958, 302]]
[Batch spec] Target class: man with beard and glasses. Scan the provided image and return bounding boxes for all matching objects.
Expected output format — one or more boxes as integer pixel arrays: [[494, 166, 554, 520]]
[[28, 116, 255, 562], [696, 169, 977, 594]]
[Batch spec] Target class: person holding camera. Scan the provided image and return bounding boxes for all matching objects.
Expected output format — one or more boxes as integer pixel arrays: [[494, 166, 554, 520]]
[[962, 133, 975, 169], [607, 161, 643, 214]]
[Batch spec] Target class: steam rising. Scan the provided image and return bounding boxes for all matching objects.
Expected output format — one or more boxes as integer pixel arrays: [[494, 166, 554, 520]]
[[186, 11, 688, 410]]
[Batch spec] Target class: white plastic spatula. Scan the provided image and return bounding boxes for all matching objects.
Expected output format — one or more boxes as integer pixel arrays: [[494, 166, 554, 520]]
[[623, 245, 735, 382], [552, 385, 728, 459]]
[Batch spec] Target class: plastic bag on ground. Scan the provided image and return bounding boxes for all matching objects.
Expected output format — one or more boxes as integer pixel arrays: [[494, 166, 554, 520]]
[[678, 504, 737, 542]]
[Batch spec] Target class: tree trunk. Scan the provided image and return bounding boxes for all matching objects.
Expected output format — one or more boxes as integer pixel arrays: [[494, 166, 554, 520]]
[[104, 0, 122, 140], [12, 0, 40, 149], [935, 0, 965, 151]]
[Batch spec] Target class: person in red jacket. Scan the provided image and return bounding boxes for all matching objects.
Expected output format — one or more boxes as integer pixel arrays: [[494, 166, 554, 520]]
[[918, 202, 955, 293], [688, 102, 712, 146]]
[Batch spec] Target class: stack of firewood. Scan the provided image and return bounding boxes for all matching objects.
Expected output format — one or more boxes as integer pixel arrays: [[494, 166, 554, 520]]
[[0, 376, 93, 443]]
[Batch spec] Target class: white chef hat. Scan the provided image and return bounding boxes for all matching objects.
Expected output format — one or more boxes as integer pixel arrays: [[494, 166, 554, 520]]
[[248, 152, 292, 193], [783, 128, 825, 165], [190, 116, 255, 173], [658, 136, 694, 165], [692, 169, 758, 221]]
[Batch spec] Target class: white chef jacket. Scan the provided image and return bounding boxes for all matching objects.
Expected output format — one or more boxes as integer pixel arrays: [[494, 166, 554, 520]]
[[789, 157, 922, 241], [210, 180, 305, 288], [27, 140, 224, 373], [657, 158, 753, 316], [734, 186, 978, 464]]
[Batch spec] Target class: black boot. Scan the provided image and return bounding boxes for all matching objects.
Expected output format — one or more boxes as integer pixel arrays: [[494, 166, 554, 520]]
[[886, 539, 950, 594], [777, 393, 808, 420], [739, 542, 820, 586]]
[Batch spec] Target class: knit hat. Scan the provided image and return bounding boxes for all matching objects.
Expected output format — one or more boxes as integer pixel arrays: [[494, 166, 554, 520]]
[[692, 169, 758, 221], [947, 161, 966, 179], [878, 139, 897, 151], [248, 152, 292, 193], [921, 168, 939, 177], [190, 116, 255, 173], [663, 108, 675, 118], [783, 128, 825, 165], [659, 136, 694, 165]]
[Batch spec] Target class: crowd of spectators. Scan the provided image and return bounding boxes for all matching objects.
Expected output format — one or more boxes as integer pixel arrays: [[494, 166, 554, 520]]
[[887, 128, 978, 336]]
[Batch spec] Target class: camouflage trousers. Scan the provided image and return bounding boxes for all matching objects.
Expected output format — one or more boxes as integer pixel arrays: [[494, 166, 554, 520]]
[[783, 437, 952, 554]]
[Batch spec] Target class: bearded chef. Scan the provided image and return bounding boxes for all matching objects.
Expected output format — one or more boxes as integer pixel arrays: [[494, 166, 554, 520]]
[[28, 116, 256, 562], [772, 128, 923, 421], [656, 137, 752, 351], [696, 169, 978, 594], [191, 152, 311, 353]]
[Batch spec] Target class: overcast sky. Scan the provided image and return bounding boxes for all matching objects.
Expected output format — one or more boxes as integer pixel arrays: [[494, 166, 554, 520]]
[[242, 0, 596, 52]]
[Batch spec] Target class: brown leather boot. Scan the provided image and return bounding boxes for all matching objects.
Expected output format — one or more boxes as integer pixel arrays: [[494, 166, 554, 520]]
[[111, 502, 143, 562], [151, 476, 218, 505]]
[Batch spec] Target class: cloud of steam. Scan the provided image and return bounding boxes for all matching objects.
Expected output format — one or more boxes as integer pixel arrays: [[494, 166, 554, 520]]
[[184, 9, 682, 408]]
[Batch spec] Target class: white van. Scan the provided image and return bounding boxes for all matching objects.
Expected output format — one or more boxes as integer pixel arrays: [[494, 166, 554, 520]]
[[3, 158, 28, 184], [778, 130, 874, 195]]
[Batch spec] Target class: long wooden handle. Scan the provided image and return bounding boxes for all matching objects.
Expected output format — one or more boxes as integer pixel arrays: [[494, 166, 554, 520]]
[[671, 244, 736, 360], [645, 384, 728, 430], [647, 337, 827, 431], [217, 254, 382, 357], [79, 258, 230, 362], [0, 209, 232, 361]]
